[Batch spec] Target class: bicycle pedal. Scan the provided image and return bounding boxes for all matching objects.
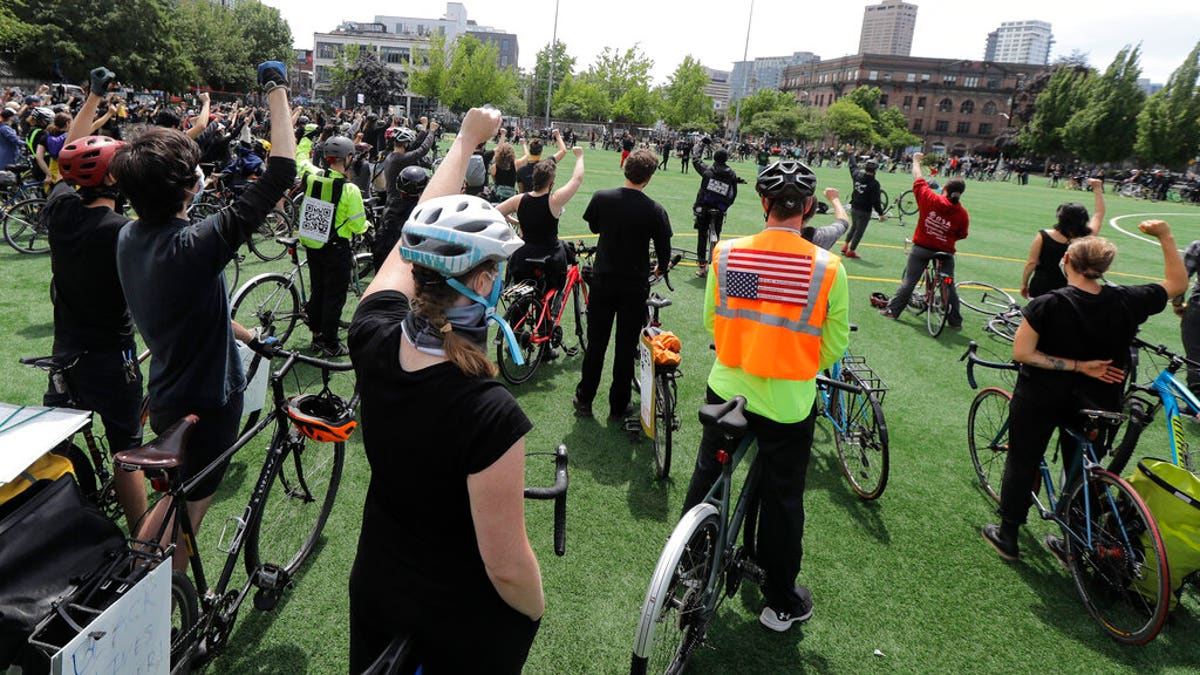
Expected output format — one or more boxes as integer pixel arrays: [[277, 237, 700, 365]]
[[253, 588, 281, 611]]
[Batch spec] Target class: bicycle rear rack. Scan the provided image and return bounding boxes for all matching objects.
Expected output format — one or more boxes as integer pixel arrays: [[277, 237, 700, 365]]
[[840, 354, 889, 404]]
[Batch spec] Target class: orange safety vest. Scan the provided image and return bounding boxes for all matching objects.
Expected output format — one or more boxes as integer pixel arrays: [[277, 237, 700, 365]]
[[711, 228, 839, 380]]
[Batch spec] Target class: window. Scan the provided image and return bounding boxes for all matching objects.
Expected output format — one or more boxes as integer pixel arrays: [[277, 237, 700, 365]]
[[987, 77, 1001, 89], [934, 120, 949, 133], [917, 96, 926, 110], [912, 118, 923, 131], [868, 70, 878, 80], [959, 100, 975, 114], [380, 47, 411, 64], [903, 95, 912, 109], [906, 72, 916, 83], [879, 94, 888, 107], [315, 65, 330, 84], [956, 121, 971, 134], [982, 101, 998, 116], [964, 76, 979, 88], [316, 42, 338, 60], [883, 72, 892, 81], [921, 73, 931, 82], [943, 75, 957, 85], [979, 123, 994, 135], [938, 98, 953, 112], [501, 55, 509, 67]]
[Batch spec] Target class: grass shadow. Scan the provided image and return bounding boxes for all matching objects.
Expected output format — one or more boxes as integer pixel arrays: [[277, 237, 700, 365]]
[[689, 588, 833, 675], [560, 422, 670, 523], [806, 429, 892, 545], [14, 322, 52, 339]]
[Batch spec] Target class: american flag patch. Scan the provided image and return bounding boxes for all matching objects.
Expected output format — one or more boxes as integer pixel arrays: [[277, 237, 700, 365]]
[[725, 249, 813, 305]]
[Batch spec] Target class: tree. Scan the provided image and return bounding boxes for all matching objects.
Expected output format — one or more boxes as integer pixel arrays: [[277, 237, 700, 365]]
[[1016, 66, 1093, 159], [877, 106, 920, 150], [1136, 42, 1200, 167], [408, 30, 451, 103], [735, 89, 796, 134], [444, 34, 517, 112], [233, 1, 293, 66], [611, 84, 660, 125], [659, 56, 712, 130], [0, 1, 44, 57], [745, 105, 822, 142], [531, 40, 575, 119], [329, 44, 408, 108], [580, 45, 653, 106], [174, 0, 248, 90], [824, 99, 878, 145], [1063, 45, 1144, 162], [552, 74, 609, 121], [844, 86, 883, 120], [1053, 49, 1091, 69]]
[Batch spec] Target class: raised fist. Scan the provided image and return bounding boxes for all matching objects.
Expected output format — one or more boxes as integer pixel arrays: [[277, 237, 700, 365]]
[[89, 67, 117, 96], [257, 61, 287, 93]]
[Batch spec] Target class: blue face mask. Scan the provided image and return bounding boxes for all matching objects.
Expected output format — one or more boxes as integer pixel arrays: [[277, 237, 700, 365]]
[[445, 263, 524, 366]]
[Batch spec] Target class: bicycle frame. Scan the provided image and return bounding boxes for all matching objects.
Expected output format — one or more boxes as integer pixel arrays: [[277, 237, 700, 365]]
[[1145, 369, 1200, 468], [526, 263, 585, 350]]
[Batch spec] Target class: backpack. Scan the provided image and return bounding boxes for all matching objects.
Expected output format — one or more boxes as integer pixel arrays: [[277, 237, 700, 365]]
[[45, 132, 67, 160]]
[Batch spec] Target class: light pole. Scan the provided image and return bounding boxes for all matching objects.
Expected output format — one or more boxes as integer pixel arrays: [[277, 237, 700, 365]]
[[545, 0, 560, 127], [729, 0, 755, 142]]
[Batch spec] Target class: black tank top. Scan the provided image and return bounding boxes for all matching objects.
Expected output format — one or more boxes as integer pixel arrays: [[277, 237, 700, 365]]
[[493, 163, 516, 188], [1030, 229, 1069, 297], [516, 192, 559, 247]]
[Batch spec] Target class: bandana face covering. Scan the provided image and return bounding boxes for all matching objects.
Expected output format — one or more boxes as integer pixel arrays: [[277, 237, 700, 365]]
[[404, 263, 526, 366]]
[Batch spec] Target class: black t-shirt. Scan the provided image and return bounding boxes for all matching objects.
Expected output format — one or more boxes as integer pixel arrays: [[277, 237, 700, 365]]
[[347, 291, 532, 608], [44, 182, 135, 353], [516, 192, 558, 246], [1018, 283, 1168, 406], [621, 138, 635, 152], [493, 163, 517, 189], [28, 128, 47, 180], [516, 161, 538, 193], [583, 187, 672, 284]]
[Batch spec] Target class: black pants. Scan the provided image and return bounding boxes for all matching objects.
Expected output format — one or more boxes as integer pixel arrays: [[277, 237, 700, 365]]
[[845, 207, 872, 251], [305, 238, 352, 347], [694, 209, 725, 265], [373, 220, 401, 274], [575, 278, 647, 417], [682, 388, 816, 615], [43, 350, 143, 454]]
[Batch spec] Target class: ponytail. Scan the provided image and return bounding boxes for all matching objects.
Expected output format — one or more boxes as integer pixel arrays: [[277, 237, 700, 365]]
[[411, 265, 498, 378]]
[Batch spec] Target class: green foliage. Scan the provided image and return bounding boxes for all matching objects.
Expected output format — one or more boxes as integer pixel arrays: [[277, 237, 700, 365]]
[[734, 89, 795, 133], [327, 44, 407, 109], [408, 31, 450, 102], [744, 105, 823, 142], [878, 105, 921, 150], [1135, 42, 1200, 167], [1016, 65, 1093, 159], [825, 98, 879, 145], [552, 74, 610, 121], [659, 56, 713, 130], [532, 40, 575, 119], [1063, 45, 1144, 163], [443, 34, 517, 112], [578, 44, 655, 121], [845, 85, 883, 120], [611, 84, 660, 125], [0, 1, 44, 56], [232, 1, 293, 65], [174, 0, 246, 89]]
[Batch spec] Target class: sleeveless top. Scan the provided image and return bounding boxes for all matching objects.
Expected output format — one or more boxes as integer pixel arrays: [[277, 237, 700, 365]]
[[493, 163, 517, 188], [516, 192, 558, 247], [1029, 229, 1069, 298]]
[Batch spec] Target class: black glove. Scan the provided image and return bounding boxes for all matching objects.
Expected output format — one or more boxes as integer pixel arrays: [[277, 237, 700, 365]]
[[257, 61, 288, 93], [247, 334, 280, 359], [90, 67, 116, 96]]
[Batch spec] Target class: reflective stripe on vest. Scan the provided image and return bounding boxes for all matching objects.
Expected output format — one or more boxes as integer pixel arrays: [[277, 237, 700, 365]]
[[712, 229, 839, 380]]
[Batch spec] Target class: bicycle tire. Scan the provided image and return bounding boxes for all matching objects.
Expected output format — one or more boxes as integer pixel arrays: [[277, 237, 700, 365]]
[[927, 273, 950, 338], [3, 197, 49, 254], [171, 570, 200, 670], [247, 209, 292, 262], [985, 313, 1019, 342], [630, 506, 719, 675], [967, 388, 1012, 503], [653, 374, 675, 480], [877, 188, 889, 214], [831, 367, 890, 500], [243, 437, 345, 578], [188, 197, 224, 224], [1062, 469, 1170, 646], [560, 281, 588, 357], [222, 254, 242, 300], [350, 251, 375, 298], [497, 293, 543, 384], [955, 281, 1017, 315], [898, 190, 917, 216], [230, 273, 302, 345]]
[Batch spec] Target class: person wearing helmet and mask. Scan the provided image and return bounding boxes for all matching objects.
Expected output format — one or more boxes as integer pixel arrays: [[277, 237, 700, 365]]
[[296, 134, 370, 357], [347, 106, 544, 673], [841, 153, 887, 259], [25, 106, 55, 184], [42, 68, 147, 531], [373, 164, 428, 273], [381, 121, 439, 214], [879, 152, 969, 324], [680, 159, 850, 633]]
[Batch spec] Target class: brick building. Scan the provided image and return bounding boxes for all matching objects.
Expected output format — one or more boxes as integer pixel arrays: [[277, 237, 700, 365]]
[[781, 54, 1046, 154]]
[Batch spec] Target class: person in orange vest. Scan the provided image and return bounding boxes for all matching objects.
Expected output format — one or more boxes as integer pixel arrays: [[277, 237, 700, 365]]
[[680, 159, 850, 632]]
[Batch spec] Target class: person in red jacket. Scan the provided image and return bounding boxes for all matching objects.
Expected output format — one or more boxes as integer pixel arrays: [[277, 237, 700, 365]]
[[879, 151, 969, 325]]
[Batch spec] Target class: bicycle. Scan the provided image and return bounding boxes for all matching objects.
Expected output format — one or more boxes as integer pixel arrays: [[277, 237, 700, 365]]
[[3, 195, 48, 254], [1107, 337, 1200, 475], [961, 342, 1171, 646], [956, 280, 1023, 342], [497, 241, 594, 385], [816, 328, 890, 500], [906, 249, 954, 337], [112, 345, 354, 670], [695, 206, 725, 271], [630, 293, 681, 480], [895, 189, 918, 217]]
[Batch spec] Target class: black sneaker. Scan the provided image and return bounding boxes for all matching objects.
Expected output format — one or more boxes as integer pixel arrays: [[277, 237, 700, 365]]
[[321, 342, 350, 358], [759, 585, 813, 632], [982, 523, 1019, 561], [609, 403, 635, 421], [572, 396, 593, 418], [1043, 535, 1070, 571]]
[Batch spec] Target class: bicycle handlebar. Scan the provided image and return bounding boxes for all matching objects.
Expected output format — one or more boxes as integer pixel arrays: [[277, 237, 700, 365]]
[[1132, 336, 1200, 372], [523, 445, 569, 557], [959, 341, 1018, 390]]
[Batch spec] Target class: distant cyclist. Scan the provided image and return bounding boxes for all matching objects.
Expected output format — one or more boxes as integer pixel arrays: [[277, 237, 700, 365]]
[[840, 154, 887, 259], [691, 144, 745, 277], [374, 165, 428, 273]]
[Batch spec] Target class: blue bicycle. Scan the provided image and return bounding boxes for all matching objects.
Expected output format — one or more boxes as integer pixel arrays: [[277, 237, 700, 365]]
[[816, 327, 890, 499], [1108, 337, 1200, 475]]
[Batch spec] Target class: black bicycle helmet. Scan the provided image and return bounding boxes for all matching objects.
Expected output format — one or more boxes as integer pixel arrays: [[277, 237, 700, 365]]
[[396, 165, 430, 198], [756, 159, 817, 209]]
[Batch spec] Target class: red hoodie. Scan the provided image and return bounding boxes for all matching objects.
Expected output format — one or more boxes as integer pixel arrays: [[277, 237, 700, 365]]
[[911, 178, 969, 253]]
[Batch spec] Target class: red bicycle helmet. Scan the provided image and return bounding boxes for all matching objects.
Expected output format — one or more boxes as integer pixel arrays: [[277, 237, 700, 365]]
[[59, 135, 125, 187], [286, 391, 357, 443]]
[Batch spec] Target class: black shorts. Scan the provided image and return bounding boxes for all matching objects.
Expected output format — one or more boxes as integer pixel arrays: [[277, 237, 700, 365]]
[[44, 350, 144, 454], [148, 390, 243, 501]]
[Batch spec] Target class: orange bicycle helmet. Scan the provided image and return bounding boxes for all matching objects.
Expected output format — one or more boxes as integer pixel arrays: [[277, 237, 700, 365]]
[[286, 391, 357, 443]]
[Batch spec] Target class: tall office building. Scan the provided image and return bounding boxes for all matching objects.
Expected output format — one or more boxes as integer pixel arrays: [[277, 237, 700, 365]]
[[858, 1, 918, 56], [729, 52, 820, 103], [984, 20, 1053, 65]]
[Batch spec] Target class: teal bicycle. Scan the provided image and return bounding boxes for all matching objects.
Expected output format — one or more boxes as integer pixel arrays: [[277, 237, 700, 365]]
[[816, 326, 890, 499], [1107, 337, 1200, 475]]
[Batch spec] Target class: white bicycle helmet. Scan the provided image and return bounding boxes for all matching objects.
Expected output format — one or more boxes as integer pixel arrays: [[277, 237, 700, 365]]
[[400, 195, 523, 277], [391, 127, 417, 144], [30, 107, 54, 124]]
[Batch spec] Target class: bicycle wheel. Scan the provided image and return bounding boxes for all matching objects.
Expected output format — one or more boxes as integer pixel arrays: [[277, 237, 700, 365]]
[[244, 436, 345, 578], [350, 251, 375, 298], [968, 388, 1012, 503], [1062, 469, 1170, 645], [907, 269, 929, 315], [560, 281, 588, 357], [877, 188, 889, 214], [188, 197, 223, 224], [831, 367, 889, 500], [986, 313, 1020, 342], [171, 570, 200, 670], [631, 506, 719, 675], [956, 281, 1017, 315], [497, 293, 543, 384], [898, 190, 917, 215], [230, 273, 302, 345], [927, 273, 950, 338], [653, 373, 676, 480], [247, 209, 292, 262], [222, 254, 242, 299], [3, 197, 49, 254]]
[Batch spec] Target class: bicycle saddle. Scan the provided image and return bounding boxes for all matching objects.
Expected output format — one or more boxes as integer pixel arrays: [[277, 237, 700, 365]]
[[931, 252, 954, 260], [698, 396, 749, 437], [19, 353, 83, 372], [276, 236, 299, 248], [646, 295, 672, 310], [114, 415, 199, 472], [1076, 409, 1126, 435]]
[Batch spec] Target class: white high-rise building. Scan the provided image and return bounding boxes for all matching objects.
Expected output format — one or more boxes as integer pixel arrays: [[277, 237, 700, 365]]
[[984, 20, 1054, 66], [858, 1, 918, 56]]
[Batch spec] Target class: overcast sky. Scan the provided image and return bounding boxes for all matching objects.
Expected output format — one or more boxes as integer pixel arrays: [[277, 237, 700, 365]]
[[260, 0, 1198, 85]]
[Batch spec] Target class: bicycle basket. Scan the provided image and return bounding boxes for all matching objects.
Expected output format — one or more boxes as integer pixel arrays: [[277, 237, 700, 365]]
[[287, 391, 356, 443], [1127, 458, 1200, 609]]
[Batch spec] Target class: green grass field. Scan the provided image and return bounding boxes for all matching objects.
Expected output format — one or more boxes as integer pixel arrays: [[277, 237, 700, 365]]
[[3, 147, 1200, 674]]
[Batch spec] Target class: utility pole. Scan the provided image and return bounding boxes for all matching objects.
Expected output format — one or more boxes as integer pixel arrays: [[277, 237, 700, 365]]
[[545, 0, 560, 127], [729, 0, 755, 142]]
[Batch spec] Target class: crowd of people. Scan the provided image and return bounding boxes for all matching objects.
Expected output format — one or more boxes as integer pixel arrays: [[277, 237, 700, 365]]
[[3, 54, 1198, 673]]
